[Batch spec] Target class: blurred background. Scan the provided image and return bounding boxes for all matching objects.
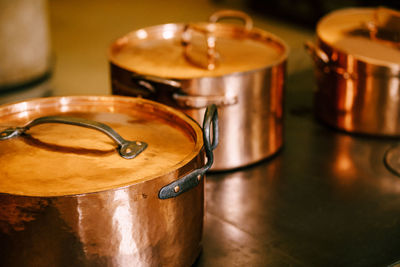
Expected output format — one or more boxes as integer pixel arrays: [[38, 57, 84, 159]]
[[1, 0, 399, 102]]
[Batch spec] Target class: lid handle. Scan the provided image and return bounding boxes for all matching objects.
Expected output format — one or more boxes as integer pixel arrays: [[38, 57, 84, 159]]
[[158, 104, 218, 199], [181, 24, 219, 70], [366, 7, 400, 48], [209, 9, 253, 31], [0, 116, 147, 159], [181, 9, 253, 70]]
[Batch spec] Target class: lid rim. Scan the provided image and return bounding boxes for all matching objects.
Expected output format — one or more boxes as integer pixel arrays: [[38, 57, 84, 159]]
[[0, 96, 204, 197]]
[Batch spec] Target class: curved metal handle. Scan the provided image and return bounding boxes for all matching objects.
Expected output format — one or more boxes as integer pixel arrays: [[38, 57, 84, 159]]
[[209, 9, 253, 31], [304, 41, 355, 80], [366, 7, 400, 48], [173, 92, 238, 108], [131, 73, 238, 108], [0, 116, 148, 159], [158, 104, 218, 199], [181, 10, 253, 70], [181, 23, 218, 71], [132, 73, 182, 90], [304, 41, 329, 64]]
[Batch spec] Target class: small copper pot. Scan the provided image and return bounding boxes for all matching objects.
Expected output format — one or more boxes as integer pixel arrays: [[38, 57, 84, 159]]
[[109, 10, 288, 170], [306, 7, 400, 136], [0, 96, 218, 266]]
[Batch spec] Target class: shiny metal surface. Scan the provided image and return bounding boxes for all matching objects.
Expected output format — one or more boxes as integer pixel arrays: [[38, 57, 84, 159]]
[[0, 168, 204, 266], [194, 70, 400, 266], [0, 96, 208, 266], [309, 7, 400, 136], [0, 115, 148, 159], [159, 104, 218, 199], [179, 65, 285, 171], [109, 10, 288, 170]]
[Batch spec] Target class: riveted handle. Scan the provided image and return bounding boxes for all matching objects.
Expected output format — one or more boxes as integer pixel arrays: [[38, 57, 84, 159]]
[[0, 116, 147, 159], [158, 104, 218, 199]]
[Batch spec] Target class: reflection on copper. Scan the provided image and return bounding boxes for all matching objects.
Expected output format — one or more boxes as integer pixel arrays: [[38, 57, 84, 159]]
[[112, 190, 138, 265], [385, 77, 400, 132]]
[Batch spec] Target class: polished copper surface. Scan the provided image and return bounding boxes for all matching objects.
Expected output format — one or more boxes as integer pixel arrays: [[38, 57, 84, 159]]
[[109, 10, 288, 170], [0, 96, 205, 266], [109, 22, 286, 78], [308, 7, 400, 136]]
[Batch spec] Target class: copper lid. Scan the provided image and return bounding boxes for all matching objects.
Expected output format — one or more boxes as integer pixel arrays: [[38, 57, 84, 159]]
[[109, 10, 288, 79], [0, 96, 203, 197], [317, 7, 400, 67]]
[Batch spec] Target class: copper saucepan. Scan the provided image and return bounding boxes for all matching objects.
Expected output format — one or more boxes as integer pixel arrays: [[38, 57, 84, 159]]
[[306, 7, 400, 136], [109, 10, 288, 170], [0, 96, 218, 266]]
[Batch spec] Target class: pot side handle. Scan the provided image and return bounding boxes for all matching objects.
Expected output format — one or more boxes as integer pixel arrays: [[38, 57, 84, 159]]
[[0, 116, 147, 159], [158, 104, 218, 199], [304, 41, 355, 80], [131, 73, 238, 108]]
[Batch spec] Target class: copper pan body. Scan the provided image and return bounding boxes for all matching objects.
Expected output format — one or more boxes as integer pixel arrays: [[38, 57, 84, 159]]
[[111, 62, 286, 171], [109, 11, 288, 171], [307, 7, 400, 136], [0, 96, 207, 266]]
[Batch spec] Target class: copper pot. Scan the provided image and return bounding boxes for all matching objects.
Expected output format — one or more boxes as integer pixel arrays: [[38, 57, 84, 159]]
[[0, 96, 218, 266], [306, 7, 400, 136], [109, 10, 288, 171]]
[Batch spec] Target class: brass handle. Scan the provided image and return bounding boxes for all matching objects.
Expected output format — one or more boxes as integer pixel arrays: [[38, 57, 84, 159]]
[[305, 41, 355, 80], [131, 73, 238, 108], [304, 41, 329, 64], [159, 104, 218, 199], [0, 116, 147, 159], [172, 92, 238, 108], [181, 24, 218, 71], [366, 7, 400, 48], [181, 10, 253, 71], [209, 9, 253, 31], [132, 73, 182, 90]]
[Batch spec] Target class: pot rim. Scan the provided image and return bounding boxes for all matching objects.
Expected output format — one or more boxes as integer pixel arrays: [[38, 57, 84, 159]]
[[0, 95, 205, 198], [108, 22, 289, 79], [316, 7, 400, 71]]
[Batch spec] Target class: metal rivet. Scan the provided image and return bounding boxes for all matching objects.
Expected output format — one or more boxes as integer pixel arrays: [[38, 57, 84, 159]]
[[174, 186, 180, 193], [197, 174, 202, 181], [136, 141, 142, 146], [125, 148, 132, 154]]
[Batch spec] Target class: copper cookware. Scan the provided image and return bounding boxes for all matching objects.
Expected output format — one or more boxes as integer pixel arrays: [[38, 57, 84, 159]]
[[306, 7, 400, 136], [0, 96, 218, 266], [109, 10, 288, 170]]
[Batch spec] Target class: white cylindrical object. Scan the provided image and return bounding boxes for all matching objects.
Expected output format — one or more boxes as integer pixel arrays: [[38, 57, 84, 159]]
[[0, 0, 51, 88]]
